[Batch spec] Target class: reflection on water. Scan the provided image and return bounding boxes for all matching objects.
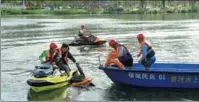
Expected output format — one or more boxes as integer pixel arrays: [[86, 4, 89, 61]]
[[105, 84, 199, 101], [27, 86, 69, 101]]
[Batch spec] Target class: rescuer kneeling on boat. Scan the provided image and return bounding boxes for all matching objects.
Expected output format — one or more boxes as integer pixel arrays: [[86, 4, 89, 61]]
[[136, 33, 156, 70], [57, 43, 79, 76], [105, 39, 133, 69]]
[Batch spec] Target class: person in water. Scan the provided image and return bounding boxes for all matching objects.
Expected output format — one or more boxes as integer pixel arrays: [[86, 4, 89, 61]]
[[136, 33, 156, 70], [105, 39, 133, 69]]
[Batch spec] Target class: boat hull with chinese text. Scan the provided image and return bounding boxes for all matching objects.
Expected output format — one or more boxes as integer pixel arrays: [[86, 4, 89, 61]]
[[99, 63, 199, 88]]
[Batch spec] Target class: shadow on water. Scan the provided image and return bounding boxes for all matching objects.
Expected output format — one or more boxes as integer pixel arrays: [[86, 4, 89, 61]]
[[27, 86, 69, 101], [104, 83, 199, 101]]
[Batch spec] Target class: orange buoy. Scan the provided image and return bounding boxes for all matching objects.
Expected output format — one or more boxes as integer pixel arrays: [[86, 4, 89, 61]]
[[72, 77, 92, 87]]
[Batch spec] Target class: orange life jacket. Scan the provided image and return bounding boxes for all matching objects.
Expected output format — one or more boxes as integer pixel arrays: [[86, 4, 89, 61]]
[[46, 50, 57, 65], [58, 48, 68, 62]]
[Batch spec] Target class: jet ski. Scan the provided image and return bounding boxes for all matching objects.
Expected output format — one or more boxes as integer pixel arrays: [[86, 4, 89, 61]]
[[27, 86, 69, 101], [27, 62, 74, 92], [69, 35, 106, 46]]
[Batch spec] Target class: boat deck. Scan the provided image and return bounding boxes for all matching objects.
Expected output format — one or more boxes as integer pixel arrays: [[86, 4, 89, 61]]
[[99, 63, 199, 73]]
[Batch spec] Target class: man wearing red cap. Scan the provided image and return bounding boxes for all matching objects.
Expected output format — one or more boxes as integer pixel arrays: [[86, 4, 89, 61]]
[[105, 39, 133, 69], [136, 33, 156, 70]]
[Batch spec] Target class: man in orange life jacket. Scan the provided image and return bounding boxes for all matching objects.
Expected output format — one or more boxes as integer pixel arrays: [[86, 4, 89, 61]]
[[105, 39, 133, 69], [136, 33, 156, 70], [45, 42, 59, 65], [39, 42, 62, 71], [56, 43, 78, 76]]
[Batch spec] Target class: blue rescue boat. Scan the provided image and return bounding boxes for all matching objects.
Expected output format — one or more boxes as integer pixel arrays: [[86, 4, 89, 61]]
[[99, 63, 199, 88]]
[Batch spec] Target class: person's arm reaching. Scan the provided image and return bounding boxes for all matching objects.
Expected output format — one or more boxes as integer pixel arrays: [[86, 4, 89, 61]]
[[68, 51, 77, 63], [39, 50, 47, 63]]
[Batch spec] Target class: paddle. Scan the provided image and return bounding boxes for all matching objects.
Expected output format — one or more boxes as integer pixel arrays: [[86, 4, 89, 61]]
[[76, 63, 95, 87]]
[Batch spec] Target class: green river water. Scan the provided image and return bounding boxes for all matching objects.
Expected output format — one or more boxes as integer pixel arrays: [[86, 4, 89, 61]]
[[1, 13, 199, 101]]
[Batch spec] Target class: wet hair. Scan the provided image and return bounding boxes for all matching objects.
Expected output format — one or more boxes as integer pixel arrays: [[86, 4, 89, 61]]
[[61, 43, 69, 51]]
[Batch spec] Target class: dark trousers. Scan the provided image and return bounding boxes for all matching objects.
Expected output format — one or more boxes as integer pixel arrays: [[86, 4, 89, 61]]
[[121, 59, 133, 68], [57, 64, 71, 76], [141, 58, 156, 69]]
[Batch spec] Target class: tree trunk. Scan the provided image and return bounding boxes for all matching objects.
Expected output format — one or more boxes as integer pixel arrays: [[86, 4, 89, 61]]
[[191, 0, 196, 11], [140, 0, 144, 8], [167, 0, 171, 7], [162, 0, 165, 8], [1, 0, 5, 3]]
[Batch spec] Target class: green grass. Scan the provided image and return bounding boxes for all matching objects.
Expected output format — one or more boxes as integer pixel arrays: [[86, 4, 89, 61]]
[[1, 6, 199, 16], [1, 8, 88, 15]]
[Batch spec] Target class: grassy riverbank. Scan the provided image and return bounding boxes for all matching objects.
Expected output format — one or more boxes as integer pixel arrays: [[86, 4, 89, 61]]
[[1, 6, 199, 16]]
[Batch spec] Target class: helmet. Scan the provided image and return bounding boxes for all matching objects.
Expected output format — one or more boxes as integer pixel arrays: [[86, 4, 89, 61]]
[[81, 24, 85, 28], [137, 33, 145, 39], [109, 39, 117, 46], [50, 42, 57, 49]]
